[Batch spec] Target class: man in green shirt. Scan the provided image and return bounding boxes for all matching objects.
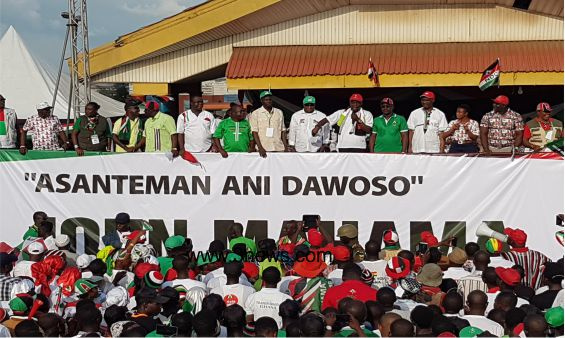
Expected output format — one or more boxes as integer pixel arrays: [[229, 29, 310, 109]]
[[212, 104, 254, 157], [72, 102, 112, 155], [17, 211, 48, 250], [141, 101, 179, 155], [228, 223, 257, 255], [369, 98, 408, 153]]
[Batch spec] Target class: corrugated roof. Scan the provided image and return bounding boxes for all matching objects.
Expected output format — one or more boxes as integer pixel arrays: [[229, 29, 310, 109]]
[[226, 41, 564, 78]]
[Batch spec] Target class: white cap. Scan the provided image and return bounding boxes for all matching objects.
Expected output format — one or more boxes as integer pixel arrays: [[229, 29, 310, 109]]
[[76, 254, 96, 269], [55, 235, 70, 248], [26, 241, 46, 255], [36, 101, 52, 110]]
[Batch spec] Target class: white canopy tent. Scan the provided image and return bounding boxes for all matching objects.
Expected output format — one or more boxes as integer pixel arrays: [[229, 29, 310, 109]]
[[0, 26, 123, 119]]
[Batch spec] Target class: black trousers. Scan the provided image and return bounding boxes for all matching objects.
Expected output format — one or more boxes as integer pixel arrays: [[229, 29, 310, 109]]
[[338, 148, 366, 153], [449, 143, 479, 153]]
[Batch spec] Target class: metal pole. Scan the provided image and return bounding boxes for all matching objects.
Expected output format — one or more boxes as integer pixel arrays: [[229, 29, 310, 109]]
[[80, 0, 91, 102], [51, 25, 70, 114]]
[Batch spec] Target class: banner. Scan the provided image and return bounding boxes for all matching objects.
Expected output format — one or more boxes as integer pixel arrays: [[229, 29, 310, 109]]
[[0, 150, 562, 259]]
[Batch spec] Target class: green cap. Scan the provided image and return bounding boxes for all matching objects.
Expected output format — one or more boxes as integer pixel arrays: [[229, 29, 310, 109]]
[[197, 252, 220, 267], [75, 278, 97, 295], [146, 330, 164, 337], [259, 90, 272, 99], [226, 253, 242, 262], [9, 297, 29, 313], [459, 326, 484, 337], [165, 235, 185, 250], [545, 306, 564, 327], [303, 96, 316, 105]]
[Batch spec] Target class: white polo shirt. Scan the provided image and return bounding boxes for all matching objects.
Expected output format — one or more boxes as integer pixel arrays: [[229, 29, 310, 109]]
[[288, 109, 330, 152], [407, 107, 448, 153], [244, 287, 293, 328], [210, 283, 256, 311], [176, 109, 217, 152], [460, 315, 505, 336], [326, 108, 374, 150]]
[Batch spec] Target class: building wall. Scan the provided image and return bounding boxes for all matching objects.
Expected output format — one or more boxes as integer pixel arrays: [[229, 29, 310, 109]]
[[92, 4, 564, 83]]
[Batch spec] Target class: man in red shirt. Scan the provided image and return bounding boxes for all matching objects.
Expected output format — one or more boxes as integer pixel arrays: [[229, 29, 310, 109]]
[[523, 102, 563, 151], [321, 262, 377, 310]]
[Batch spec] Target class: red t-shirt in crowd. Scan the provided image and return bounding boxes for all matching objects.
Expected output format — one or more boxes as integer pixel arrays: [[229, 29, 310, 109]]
[[321, 279, 377, 310]]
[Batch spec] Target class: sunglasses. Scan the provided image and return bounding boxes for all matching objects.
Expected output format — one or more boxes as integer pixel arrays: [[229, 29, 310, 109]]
[[304, 104, 315, 107]]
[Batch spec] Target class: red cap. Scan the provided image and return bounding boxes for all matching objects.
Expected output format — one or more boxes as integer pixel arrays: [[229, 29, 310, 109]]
[[503, 228, 527, 247], [127, 230, 146, 244], [349, 93, 363, 103], [293, 259, 327, 278], [333, 245, 351, 262], [385, 256, 410, 280], [242, 262, 259, 280], [492, 95, 510, 106], [383, 229, 399, 245], [420, 231, 439, 247], [134, 262, 159, 278], [537, 102, 552, 112], [420, 91, 436, 101], [381, 97, 394, 105], [495, 267, 521, 286], [145, 101, 160, 111], [438, 332, 456, 337], [307, 229, 324, 247], [278, 243, 296, 256]]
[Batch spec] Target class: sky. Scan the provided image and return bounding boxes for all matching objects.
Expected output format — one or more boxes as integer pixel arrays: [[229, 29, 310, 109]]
[[0, 0, 206, 70]]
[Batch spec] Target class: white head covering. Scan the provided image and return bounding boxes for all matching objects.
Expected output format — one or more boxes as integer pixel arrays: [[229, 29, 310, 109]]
[[55, 235, 70, 248], [104, 286, 129, 308], [9, 278, 35, 299], [76, 254, 96, 269]]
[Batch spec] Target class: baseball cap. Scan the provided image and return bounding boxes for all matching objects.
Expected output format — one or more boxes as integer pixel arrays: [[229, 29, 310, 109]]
[[459, 326, 484, 337], [545, 306, 564, 327], [114, 212, 130, 225], [303, 96, 316, 105], [26, 240, 46, 255], [144, 271, 165, 289], [492, 95, 510, 106], [337, 224, 358, 238], [76, 254, 96, 269], [307, 228, 324, 247], [332, 245, 351, 262], [383, 229, 399, 245], [385, 256, 410, 279], [145, 101, 160, 111], [260, 90, 273, 99], [75, 278, 98, 295], [137, 287, 170, 304], [36, 102, 52, 110], [55, 234, 70, 248], [164, 235, 185, 250], [349, 93, 363, 102], [495, 267, 521, 286], [537, 102, 552, 112], [381, 97, 394, 105], [420, 91, 436, 101]]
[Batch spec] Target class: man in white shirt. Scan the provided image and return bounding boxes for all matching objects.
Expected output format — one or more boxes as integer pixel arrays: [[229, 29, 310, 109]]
[[210, 261, 255, 311], [288, 96, 330, 152], [244, 267, 292, 329], [442, 247, 469, 281], [177, 95, 217, 153], [407, 91, 448, 153], [462, 290, 505, 336], [312, 93, 373, 152], [0, 95, 17, 149], [359, 240, 388, 288], [249, 91, 288, 157]]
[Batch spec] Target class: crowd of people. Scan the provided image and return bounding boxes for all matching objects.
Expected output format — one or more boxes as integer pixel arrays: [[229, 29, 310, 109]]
[[0, 212, 562, 337], [0, 91, 562, 156]]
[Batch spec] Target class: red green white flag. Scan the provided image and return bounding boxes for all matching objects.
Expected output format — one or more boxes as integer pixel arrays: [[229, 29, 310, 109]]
[[479, 59, 500, 91]]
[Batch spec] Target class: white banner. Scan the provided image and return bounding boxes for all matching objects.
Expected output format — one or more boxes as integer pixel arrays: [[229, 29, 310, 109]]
[[0, 152, 563, 259]]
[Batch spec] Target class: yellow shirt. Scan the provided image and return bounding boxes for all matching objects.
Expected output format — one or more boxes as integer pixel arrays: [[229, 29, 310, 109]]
[[249, 107, 286, 152], [112, 117, 141, 152]]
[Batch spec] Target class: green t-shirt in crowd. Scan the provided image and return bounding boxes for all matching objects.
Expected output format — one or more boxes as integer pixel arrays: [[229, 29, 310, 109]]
[[371, 114, 408, 153], [213, 118, 252, 152]]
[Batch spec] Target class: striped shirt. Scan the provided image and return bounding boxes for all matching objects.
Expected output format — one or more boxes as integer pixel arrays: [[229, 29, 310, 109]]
[[143, 112, 177, 152], [457, 271, 488, 301], [502, 248, 549, 290], [0, 274, 21, 301]]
